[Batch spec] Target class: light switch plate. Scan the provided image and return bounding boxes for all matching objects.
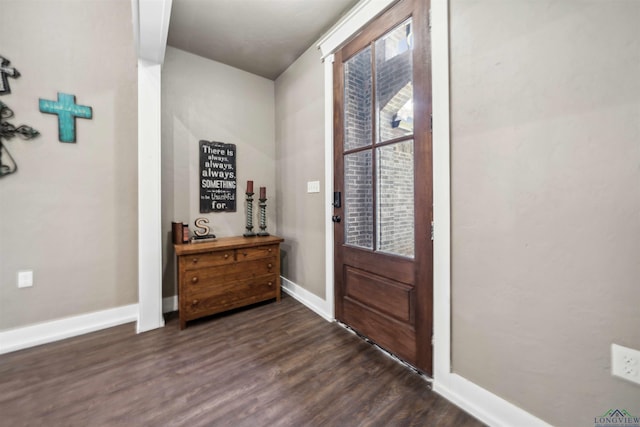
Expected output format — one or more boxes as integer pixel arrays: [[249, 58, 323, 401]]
[[307, 181, 320, 193], [18, 270, 33, 288]]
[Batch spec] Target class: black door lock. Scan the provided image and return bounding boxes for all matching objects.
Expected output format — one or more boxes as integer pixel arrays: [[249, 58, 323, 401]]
[[332, 215, 341, 223], [333, 191, 341, 208]]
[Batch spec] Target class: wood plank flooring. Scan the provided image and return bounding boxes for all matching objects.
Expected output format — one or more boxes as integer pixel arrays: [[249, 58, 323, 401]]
[[0, 295, 484, 427]]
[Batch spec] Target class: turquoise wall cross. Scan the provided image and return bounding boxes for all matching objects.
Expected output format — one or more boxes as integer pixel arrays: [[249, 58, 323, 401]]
[[39, 92, 92, 143]]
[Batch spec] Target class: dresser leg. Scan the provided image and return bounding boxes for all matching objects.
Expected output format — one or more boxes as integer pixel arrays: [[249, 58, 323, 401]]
[[179, 317, 186, 330]]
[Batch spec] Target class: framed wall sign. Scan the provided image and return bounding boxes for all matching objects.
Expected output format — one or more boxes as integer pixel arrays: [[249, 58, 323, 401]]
[[199, 140, 236, 213]]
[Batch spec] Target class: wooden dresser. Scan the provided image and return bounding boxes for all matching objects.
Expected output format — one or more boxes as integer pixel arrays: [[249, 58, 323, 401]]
[[174, 235, 284, 329]]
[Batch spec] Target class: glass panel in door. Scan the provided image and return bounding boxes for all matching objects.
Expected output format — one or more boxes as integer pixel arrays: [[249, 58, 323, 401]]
[[342, 18, 416, 255], [376, 140, 414, 258], [344, 150, 373, 250], [344, 46, 373, 151], [375, 18, 414, 143]]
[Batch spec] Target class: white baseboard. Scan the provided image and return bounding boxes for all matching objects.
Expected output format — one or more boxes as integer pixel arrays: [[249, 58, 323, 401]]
[[0, 304, 139, 355], [280, 276, 333, 322], [433, 373, 551, 427], [163, 295, 177, 313], [0, 291, 547, 426]]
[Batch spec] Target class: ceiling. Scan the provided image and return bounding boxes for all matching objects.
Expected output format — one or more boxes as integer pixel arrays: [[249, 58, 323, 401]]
[[167, 0, 359, 80]]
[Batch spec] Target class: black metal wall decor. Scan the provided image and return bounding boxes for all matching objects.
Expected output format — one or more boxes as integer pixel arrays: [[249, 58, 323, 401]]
[[0, 101, 40, 177], [0, 55, 39, 177], [0, 56, 20, 95]]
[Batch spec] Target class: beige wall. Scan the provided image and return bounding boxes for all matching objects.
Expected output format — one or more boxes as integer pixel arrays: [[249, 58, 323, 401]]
[[161, 47, 276, 298], [450, 1, 640, 425], [0, 0, 138, 330], [274, 45, 326, 298]]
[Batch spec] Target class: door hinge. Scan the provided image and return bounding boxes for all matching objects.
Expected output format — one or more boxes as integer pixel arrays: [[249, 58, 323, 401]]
[[430, 113, 433, 132], [430, 221, 434, 241]]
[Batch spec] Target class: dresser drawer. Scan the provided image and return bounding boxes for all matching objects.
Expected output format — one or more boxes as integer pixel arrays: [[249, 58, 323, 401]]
[[182, 250, 235, 271], [236, 244, 279, 261], [181, 257, 277, 293], [174, 235, 283, 329], [181, 275, 278, 319]]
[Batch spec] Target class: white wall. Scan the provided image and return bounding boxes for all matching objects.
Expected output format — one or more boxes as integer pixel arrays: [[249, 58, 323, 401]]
[[449, 1, 640, 426], [161, 47, 276, 298], [0, 0, 138, 330], [275, 45, 327, 299]]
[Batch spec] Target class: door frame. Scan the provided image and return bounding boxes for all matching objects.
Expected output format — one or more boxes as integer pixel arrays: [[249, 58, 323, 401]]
[[319, 2, 550, 426], [319, 0, 437, 370], [318, 0, 399, 324], [331, 0, 432, 373]]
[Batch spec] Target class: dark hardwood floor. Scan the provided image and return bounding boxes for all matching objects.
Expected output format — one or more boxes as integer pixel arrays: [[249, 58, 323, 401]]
[[0, 295, 484, 427]]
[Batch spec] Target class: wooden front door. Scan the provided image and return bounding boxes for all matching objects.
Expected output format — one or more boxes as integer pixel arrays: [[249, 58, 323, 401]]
[[333, 0, 432, 374]]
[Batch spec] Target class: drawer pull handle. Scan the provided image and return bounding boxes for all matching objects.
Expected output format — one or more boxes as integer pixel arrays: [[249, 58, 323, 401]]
[[268, 281, 273, 287], [224, 253, 229, 259], [242, 252, 248, 257], [192, 299, 199, 306], [268, 263, 273, 269], [191, 277, 199, 283], [192, 258, 198, 264], [268, 248, 272, 252]]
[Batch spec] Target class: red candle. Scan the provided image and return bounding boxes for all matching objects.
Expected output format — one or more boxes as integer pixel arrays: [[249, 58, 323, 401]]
[[246, 180, 253, 193], [259, 186, 266, 199]]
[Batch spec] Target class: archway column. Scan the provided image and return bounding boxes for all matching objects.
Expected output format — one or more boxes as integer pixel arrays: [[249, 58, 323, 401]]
[[132, 0, 172, 333]]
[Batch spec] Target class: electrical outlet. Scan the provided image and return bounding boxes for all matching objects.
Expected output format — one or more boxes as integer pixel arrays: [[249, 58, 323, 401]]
[[612, 344, 640, 385], [17, 270, 33, 288]]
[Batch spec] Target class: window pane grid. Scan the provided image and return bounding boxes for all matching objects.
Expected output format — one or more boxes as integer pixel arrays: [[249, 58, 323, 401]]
[[342, 18, 415, 257]]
